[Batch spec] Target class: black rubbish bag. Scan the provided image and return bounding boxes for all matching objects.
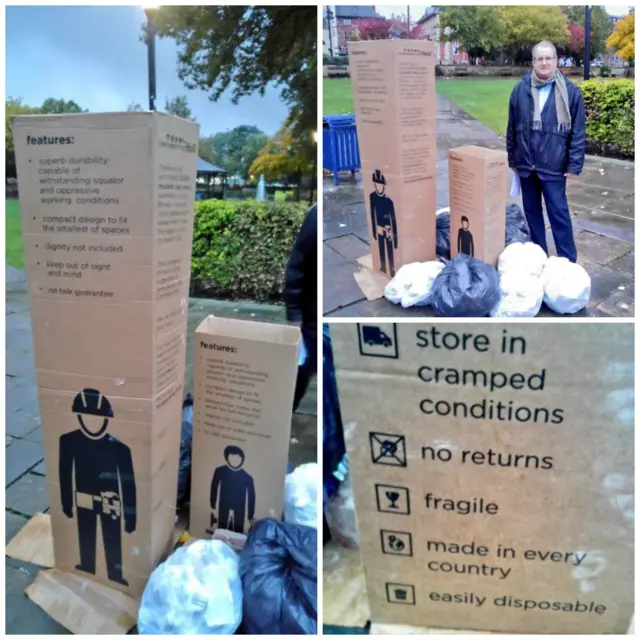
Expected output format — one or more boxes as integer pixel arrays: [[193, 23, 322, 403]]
[[435, 212, 451, 259], [505, 203, 531, 245], [431, 254, 500, 317], [240, 519, 317, 635], [176, 394, 193, 507]]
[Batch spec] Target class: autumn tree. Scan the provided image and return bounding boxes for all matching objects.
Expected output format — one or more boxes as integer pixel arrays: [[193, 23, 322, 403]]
[[164, 95, 195, 120], [563, 22, 586, 65], [358, 18, 392, 41], [149, 6, 315, 143], [437, 6, 504, 59], [249, 124, 314, 198], [562, 6, 615, 58], [607, 12, 635, 62], [500, 6, 569, 64]]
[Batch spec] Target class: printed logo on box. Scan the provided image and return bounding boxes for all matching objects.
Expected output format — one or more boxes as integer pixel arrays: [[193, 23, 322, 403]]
[[357, 324, 398, 359], [369, 432, 407, 467], [386, 582, 416, 605]]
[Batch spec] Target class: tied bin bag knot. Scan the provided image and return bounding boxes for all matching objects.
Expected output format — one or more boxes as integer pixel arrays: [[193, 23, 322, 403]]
[[240, 518, 317, 635], [431, 254, 500, 317]]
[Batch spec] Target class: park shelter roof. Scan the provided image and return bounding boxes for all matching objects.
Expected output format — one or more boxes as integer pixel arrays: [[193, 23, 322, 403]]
[[335, 6, 382, 19], [197, 157, 227, 174]]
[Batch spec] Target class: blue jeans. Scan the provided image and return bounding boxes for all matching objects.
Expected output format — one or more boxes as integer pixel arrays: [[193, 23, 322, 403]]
[[520, 172, 577, 263]]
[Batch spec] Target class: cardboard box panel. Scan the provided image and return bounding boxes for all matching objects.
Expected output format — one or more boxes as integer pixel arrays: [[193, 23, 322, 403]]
[[331, 323, 634, 634], [13, 111, 199, 598], [190, 316, 300, 538], [449, 146, 508, 266], [350, 40, 437, 277]]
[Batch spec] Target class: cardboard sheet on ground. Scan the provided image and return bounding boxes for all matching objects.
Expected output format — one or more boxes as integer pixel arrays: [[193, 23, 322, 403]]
[[26, 569, 139, 634], [331, 323, 634, 634], [8, 511, 190, 634], [6, 512, 55, 567], [353, 262, 390, 301]]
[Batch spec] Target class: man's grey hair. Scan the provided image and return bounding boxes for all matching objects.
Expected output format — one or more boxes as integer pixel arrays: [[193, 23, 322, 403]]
[[532, 41, 557, 60]]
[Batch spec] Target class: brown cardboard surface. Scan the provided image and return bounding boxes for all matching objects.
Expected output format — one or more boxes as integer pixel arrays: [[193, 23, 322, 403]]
[[6, 512, 55, 568], [323, 542, 371, 628], [353, 265, 389, 301], [349, 40, 437, 278], [26, 569, 139, 634], [190, 316, 300, 538], [331, 323, 634, 634], [449, 146, 508, 266], [12, 112, 198, 597]]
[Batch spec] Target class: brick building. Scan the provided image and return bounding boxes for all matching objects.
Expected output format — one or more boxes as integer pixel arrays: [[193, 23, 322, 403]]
[[417, 7, 470, 64], [332, 5, 385, 54]]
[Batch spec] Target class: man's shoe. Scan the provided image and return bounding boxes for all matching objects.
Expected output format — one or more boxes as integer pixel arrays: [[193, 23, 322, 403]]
[[75, 564, 94, 575], [109, 576, 130, 586]]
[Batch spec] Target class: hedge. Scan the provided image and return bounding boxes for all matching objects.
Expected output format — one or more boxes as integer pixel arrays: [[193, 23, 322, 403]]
[[323, 54, 348, 66], [191, 200, 307, 301], [580, 79, 634, 159]]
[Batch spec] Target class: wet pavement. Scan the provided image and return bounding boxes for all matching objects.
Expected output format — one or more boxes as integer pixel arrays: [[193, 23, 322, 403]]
[[324, 95, 634, 318], [5, 265, 317, 634]]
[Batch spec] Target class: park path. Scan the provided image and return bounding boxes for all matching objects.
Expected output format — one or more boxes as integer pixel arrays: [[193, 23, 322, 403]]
[[324, 95, 634, 318], [5, 264, 317, 633]]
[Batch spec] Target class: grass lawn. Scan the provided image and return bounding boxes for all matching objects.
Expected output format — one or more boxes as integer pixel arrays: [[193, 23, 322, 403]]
[[324, 76, 631, 137], [6, 199, 25, 269]]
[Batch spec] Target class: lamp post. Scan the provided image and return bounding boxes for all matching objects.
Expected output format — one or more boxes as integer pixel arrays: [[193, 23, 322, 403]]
[[584, 6, 591, 81], [144, 7, 158, 110], [327, 7, 334, 56]]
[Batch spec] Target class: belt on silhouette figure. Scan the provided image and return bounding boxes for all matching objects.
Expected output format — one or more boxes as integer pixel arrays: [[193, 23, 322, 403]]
[[75, 491, 122, 518]]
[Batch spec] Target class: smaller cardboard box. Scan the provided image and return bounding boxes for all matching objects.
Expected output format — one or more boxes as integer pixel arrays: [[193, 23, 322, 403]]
[[449, 146, 508, 266], [190, 316, 301, 538], [349, 39, 437, 278]]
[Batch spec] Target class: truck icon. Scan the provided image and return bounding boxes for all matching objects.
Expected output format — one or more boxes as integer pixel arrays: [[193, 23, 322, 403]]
[[362, 325, 393, 347]]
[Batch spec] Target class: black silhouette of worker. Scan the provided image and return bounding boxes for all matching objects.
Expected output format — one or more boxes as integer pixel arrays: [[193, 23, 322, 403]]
[[457, 216, 475, 257], [369, 169, 398, 277], [59, 388, 136, 587], [209, 446, 256, 534]]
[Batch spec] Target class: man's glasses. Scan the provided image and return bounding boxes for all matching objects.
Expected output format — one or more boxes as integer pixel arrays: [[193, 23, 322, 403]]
[[535, 57, 556, 63]]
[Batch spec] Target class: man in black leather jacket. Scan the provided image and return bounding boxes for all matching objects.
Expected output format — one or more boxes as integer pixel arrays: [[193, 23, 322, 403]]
[[283, 203, 317, 412], [506, 41, 586, 263]]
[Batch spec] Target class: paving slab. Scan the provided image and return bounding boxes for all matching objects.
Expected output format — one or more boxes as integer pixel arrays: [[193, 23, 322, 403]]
[[6, 473, 49, 517], [6, 565, 68, 635], [6, 511, 30, 545], [324, 94, 634, 318], [5, 439, 44, 487], [6, 407, 41, 440]]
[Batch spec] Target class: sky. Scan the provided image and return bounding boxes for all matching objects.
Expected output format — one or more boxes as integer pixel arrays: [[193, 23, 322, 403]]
[[5, 6, 289, 137], [375, 5, 633, 22]]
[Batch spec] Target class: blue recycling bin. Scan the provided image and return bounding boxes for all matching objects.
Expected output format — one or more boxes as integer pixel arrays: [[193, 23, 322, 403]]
[[323, 114, 361, 186]]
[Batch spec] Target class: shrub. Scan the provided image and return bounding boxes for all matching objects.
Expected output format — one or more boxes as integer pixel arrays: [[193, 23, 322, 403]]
[[600, 63, 612, 78], [580, 79, 634, 159], [191, 199, 307, 301]]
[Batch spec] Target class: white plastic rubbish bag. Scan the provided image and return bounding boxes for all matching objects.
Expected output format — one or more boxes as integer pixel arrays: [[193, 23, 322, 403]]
[[497, 242, 548, 278], [541, 256, 591, 314], [383, 262, 423, 305], [490, 272, 544, 318], [137, 539, 242, 635], [401, 261, 445, 308], [284, 462, 319, 529], [384, 261, 444, 308]]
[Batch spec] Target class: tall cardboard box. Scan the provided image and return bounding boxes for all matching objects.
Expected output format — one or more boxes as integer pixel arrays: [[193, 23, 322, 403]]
[[449, 146, 508, 266], [12, 112, 199, 597], [331, 323, 634, 634], [349, 39, 437, 278], [190, 317, 300, 538]]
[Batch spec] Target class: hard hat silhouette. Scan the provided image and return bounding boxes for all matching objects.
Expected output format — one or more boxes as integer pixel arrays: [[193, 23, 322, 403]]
[[372, 169, 387, 185], [72, 388, 114, 418]]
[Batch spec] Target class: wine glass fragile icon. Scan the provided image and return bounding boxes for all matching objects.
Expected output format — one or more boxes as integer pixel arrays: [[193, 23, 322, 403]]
[[386, 490, 400, 509]]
